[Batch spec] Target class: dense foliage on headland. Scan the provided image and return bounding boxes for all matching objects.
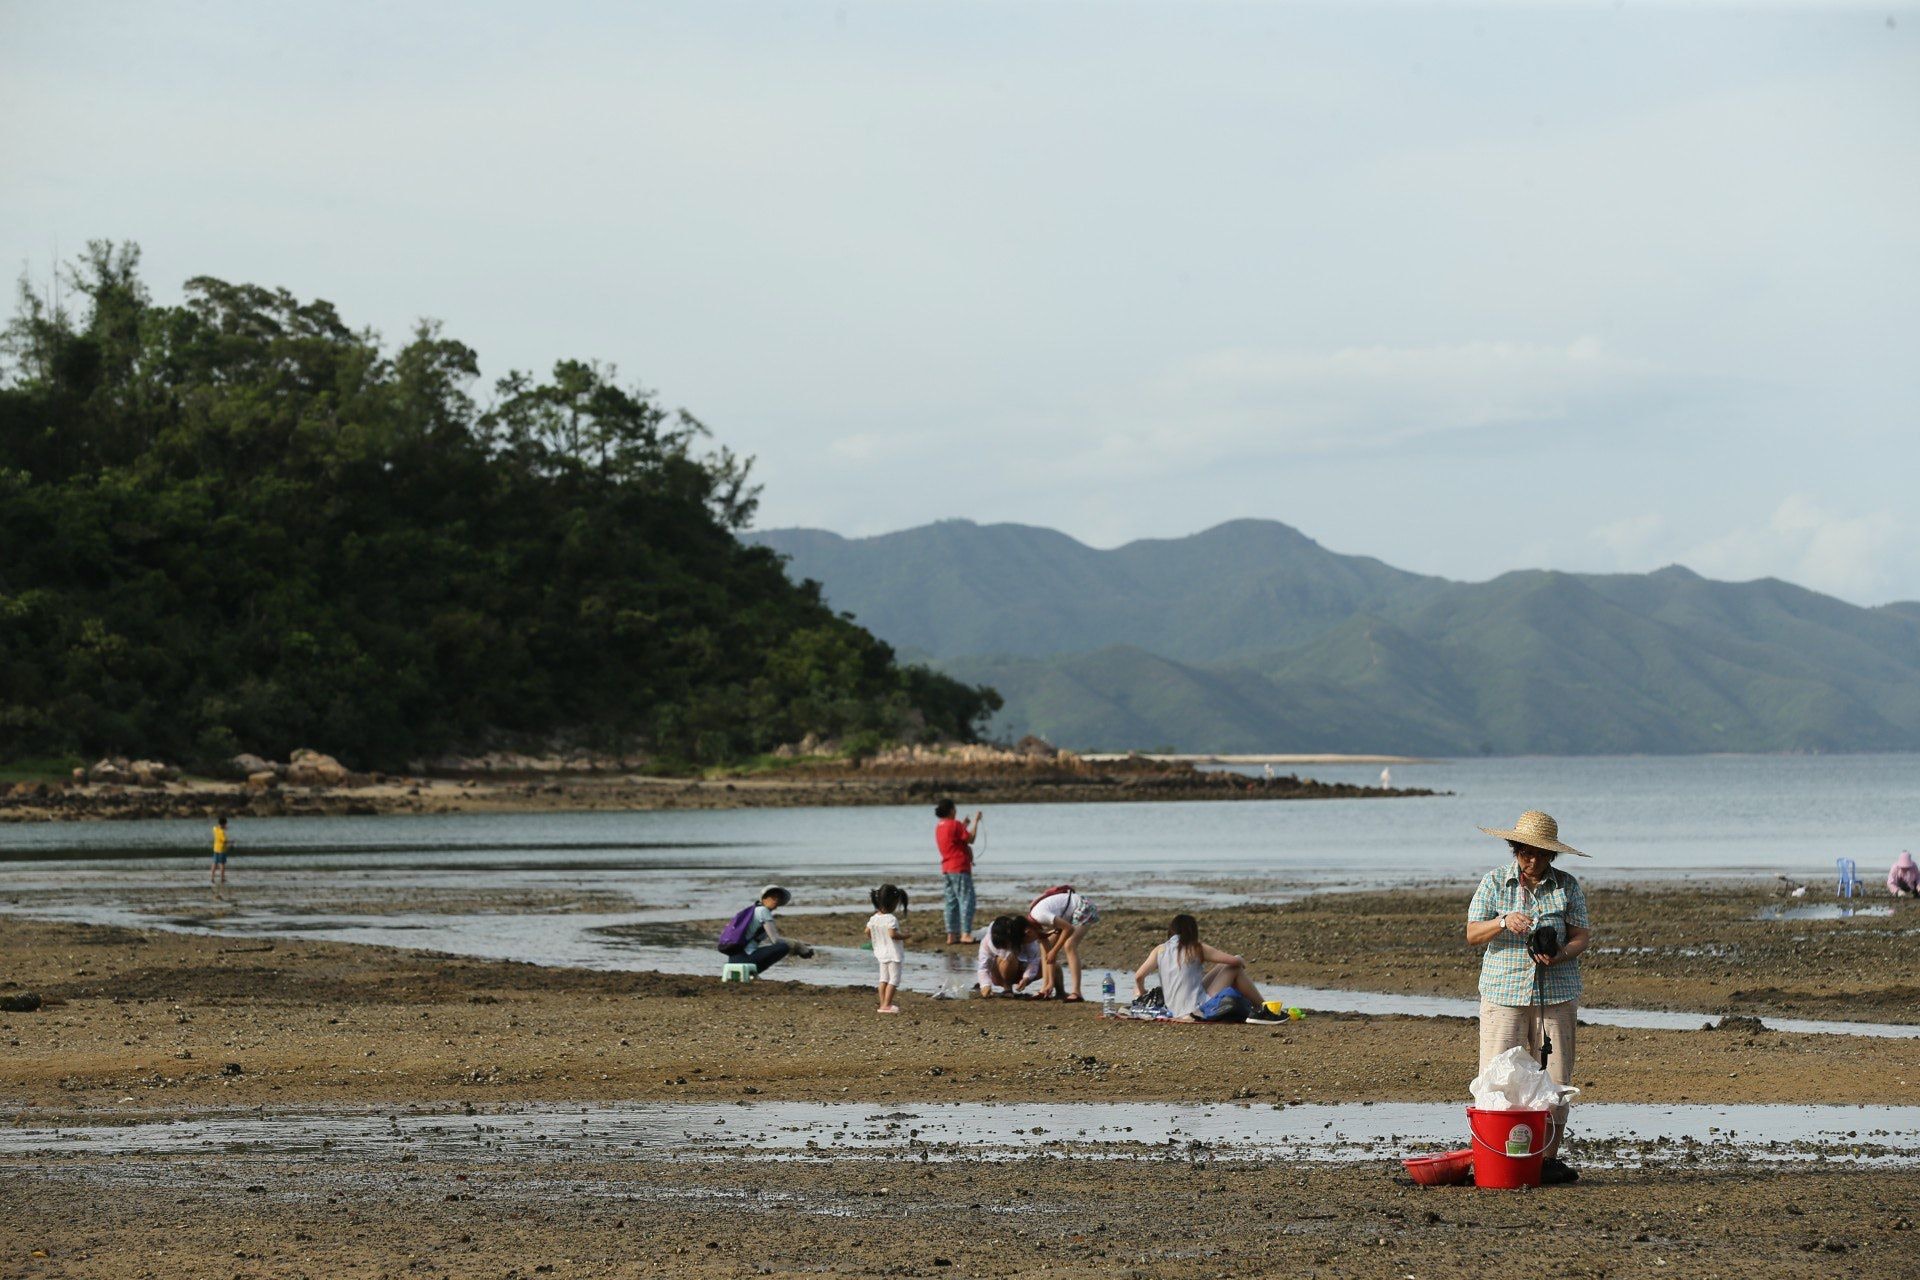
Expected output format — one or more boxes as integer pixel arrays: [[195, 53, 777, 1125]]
[[0, 243, 999, 771]]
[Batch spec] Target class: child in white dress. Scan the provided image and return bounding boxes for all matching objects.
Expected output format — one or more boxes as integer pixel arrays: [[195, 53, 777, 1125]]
[[866, 883, 911, 1013]]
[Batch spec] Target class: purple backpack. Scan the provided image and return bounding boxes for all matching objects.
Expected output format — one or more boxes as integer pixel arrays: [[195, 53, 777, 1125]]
[[716, 904, 759, 953]]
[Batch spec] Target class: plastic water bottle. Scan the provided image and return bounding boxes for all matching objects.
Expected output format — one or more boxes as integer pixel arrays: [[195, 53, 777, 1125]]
[[1101, 972, 1116, 1018]]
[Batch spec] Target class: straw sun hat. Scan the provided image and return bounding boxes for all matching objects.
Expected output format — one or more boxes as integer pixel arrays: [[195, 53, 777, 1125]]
[[1478, 810, 1590, 858]]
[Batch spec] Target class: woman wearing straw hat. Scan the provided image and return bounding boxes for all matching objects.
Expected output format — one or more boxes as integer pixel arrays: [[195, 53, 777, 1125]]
[[1465, 810, 1592, 1185]]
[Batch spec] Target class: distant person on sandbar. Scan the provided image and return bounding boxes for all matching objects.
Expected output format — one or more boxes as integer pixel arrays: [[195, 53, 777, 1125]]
[[210, 815, 231, 891], [934, 800, 982, 945], [1890, 852, 1919, 898], [1131, 913, 1280, 1023], [1027, 885, 1099, 1001], [719, 885, 816, 974], [975, 915, 1043, 997], [1465, 810, 1592, 1186]]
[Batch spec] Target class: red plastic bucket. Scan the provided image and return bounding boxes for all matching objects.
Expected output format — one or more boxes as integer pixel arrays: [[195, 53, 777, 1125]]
[[1466, 1106, 1552, 1189]]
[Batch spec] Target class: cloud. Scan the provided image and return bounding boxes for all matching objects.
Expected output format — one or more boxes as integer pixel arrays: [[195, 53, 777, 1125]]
[[1682, 496, 1906, 603], [1589, 512, 1667, 563], [1053, 337, 1662, 480]]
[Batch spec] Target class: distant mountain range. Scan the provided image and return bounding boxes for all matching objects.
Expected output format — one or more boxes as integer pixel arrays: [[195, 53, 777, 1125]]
[[746, 520, 1920, 755]]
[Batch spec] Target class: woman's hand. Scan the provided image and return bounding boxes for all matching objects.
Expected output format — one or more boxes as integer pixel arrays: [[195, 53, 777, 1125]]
[[1502, 911, 1533, 936]]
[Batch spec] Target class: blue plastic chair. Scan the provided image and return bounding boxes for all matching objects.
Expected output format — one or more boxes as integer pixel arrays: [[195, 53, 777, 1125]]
[[1835, 858, 1860, 899]]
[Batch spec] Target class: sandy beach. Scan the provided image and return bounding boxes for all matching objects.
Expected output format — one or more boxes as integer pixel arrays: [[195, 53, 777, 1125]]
[[4, 882, 1918, 1277]]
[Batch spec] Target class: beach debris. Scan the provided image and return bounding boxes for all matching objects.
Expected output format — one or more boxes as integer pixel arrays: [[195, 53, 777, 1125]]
[[0, 992, 44, 1012]]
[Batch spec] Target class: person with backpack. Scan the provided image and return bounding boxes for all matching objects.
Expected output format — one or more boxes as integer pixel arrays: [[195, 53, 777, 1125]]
[[1027, 884, 1099, 1001], [717, 885, 816, 973]]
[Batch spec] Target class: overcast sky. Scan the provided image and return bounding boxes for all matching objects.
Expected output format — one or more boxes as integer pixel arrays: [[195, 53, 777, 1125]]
[[5, 2, 1916, 603]]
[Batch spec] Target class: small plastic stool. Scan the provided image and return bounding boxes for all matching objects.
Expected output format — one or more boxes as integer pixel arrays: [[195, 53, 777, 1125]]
[[1836, 858, 1860, 899], [721, 963, 757, 983]]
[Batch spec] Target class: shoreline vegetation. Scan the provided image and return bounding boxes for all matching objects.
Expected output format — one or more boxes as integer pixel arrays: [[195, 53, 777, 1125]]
[[0, 244, 999, 783], [0, 741, 1433, 825]]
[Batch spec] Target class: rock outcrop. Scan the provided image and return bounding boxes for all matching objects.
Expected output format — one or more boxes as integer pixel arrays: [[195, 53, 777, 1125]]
[[284, 749, 349, 786]]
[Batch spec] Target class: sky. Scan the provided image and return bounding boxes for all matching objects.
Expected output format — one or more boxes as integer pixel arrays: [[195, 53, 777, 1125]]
[[3, 1, 1917, 604]]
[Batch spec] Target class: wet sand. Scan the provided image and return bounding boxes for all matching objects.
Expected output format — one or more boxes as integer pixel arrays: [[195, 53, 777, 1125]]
[[10, 1154, 1917, 1279], [5, 882, 1918, 1277]]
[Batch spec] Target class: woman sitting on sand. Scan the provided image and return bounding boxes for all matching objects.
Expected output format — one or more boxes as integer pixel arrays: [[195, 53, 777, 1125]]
[[975, 915, 1043, 997], [1028, 886, 1099, 1001], [1131, 913, 1273, 1021]]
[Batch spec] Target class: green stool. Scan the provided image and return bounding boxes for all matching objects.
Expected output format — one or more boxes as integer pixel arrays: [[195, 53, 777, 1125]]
[[721, 962, 757, 983]]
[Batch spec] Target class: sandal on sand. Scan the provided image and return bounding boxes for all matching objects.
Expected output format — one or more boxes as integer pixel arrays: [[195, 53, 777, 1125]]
[[1062, 994, 1085, 1003]]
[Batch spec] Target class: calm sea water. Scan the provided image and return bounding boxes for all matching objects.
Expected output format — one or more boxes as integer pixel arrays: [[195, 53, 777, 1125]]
[[3, 754, 1913, 884]]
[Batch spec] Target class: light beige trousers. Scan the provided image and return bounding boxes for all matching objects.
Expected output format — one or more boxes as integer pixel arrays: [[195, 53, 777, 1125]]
[[1478, 998, 1577, 1159]]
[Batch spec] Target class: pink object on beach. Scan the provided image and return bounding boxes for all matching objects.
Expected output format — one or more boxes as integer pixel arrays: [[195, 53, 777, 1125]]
[[1890, 852, 1918, 896]]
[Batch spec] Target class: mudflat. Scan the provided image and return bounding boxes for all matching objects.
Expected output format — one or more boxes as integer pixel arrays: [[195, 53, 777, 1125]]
[[3, 882, 1916, 1277]]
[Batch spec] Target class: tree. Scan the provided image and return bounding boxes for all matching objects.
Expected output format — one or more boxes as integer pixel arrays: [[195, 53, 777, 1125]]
[[0, 242, 998, 769]]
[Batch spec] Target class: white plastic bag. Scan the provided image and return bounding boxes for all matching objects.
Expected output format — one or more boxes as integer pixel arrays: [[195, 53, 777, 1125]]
[[1469, 1044, 1579, 1110]]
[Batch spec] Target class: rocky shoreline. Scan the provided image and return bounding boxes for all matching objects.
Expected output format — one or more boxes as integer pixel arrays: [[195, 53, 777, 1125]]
[[0, 757, 1432, 824]]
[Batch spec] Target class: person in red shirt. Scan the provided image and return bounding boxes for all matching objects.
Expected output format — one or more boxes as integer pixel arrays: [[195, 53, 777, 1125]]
[[934, 799, 982, 944]]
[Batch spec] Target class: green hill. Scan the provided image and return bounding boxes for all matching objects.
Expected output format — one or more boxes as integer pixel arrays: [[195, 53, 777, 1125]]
[[0, 244, 998, 770], [749, 517, 1440, 663], [753, 521, 1920, 754]]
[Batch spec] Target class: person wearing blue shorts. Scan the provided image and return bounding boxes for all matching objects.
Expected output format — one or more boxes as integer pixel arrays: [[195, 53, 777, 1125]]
[[210, 815, 231, 890]]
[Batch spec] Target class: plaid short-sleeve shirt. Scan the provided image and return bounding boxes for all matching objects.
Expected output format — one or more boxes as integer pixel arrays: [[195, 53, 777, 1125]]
[[1468, 864, 1589, 1006]]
